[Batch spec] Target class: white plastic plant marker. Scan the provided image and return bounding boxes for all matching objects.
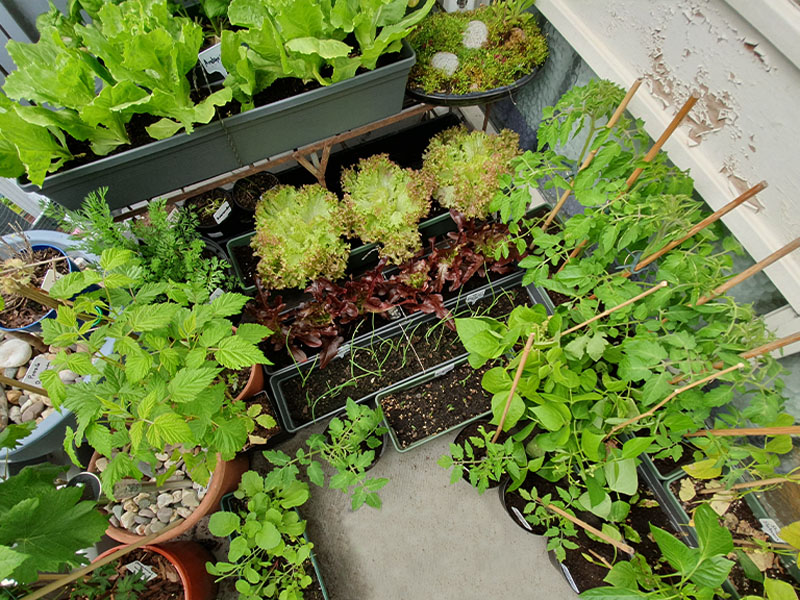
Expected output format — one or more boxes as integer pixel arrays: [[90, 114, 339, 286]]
[[199, 43, 227, 78], [759, 518, 788, 544], [124, 560, 158, 582], [209, 288, 224, 303], [213, 201, 231, 224], [22, 355, 50, 388], [40, 268, 63, 292]]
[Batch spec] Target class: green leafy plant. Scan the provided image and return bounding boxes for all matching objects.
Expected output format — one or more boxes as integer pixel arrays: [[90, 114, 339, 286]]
[[341, 153, 433, 265], [263, 398, 390, 510], [37, 248, 271, 495], [67, 563, 148, 600], [0, 463, 108, 586], [221, 0, 434, 106], [580, 503, 734, 599], [252, 184, 350, 290], [438, 422, 530, 493], [47, 188, 232, 292], [422, 125, 521, 219], [206, 471, 315, 600]]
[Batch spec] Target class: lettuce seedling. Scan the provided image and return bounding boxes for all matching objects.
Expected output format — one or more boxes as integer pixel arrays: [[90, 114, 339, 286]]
[[422, 125, 521, 219], [252, 184, 349, 290], [341, 154, 433, 265]]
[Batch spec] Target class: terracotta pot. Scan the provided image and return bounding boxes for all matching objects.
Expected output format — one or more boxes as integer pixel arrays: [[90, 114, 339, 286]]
[[94, 541, 217, 600], [88, 451, 248, 545], [234, 363, 265, 402]]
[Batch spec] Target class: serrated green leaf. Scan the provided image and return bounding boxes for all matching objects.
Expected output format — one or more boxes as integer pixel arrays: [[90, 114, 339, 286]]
[[214, 336, 266, 370], [168, 367, 219, 403]]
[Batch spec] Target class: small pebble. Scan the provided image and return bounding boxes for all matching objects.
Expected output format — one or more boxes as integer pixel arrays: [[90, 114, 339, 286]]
[[155, 452, 169, 462], [39, 407, 55, 420], [134, 515, 149, 525], [122, 499, 138, 513], [156, 507, 174, 523], [58, 369, 79, 383], [156, 493, 173, 508], [20, 401, 44, 422], [0, 392, 8, 428], [133, 492, 150, 505], [19, 397, 33, 413], [176, 507, 193, 518], [171, 489, 183, 503], [111, 505, 124, 520], [135, 524, 148, 536], [95, 457, 109, 472], [138, 508, 156, 519], [120, 511, 136, 530], [181, 490, 199, 508], [16, 366, 27, 379], [148, 521, 166, 534], [109, 516, 120, 527], [3, 368, 17, 378], [5, 390, 21, 404], [8, 406, 20, 424], [431, 52, 459, 77], [0, 338, 32, 369]]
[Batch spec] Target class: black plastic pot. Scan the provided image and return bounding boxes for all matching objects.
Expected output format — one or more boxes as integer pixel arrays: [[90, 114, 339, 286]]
[[231, 171, 280, 215], [20, 42, 416, 211], [406, 65, 543, 107], [183, 188, 243, 240]]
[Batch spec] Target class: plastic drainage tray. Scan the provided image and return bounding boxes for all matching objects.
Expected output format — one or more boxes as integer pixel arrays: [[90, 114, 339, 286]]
[[268, 276, 548, 432], [376, 355, 491, 453]]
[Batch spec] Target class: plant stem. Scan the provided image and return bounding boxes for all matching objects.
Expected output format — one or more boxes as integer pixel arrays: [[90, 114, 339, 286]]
[[685, 426, 800, 438], [540, 500, 634, 555], [697, 475, 800, 494]]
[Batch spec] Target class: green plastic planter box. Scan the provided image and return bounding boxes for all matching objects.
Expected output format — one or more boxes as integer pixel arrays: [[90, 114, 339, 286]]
[[21, 42, 416, 211], [377, 356, 491, 453], [219, 494, 329, 600]]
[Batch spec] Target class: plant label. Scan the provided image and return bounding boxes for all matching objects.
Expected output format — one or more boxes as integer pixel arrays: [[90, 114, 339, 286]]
[[40, 268, 64, 292], [213, 201, 232, 224], [209, 288, 224, 303], [759, 518, 788, 543], [167, 207, 180, 222], [124, 560, 158, 582], [22, 355, 50, 388], [199, 43, 228, 78], [434, 363, 455, 378], [511, 506, 533, 531], [336, 344, 350, 360], [465, 290, 485, 304]]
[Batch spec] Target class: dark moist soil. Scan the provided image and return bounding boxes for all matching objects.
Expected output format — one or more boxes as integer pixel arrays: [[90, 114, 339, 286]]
[[563, 487, 680, 593], [452, 419, 509, 488], [546, 290, 573, 307], [0, 248, 70, 329], [381, 361, 493, 449], [232, 172, 279, 211], [670, 477, 798, 596], [649, 442, 696, 478], [244, 392, 283, 450], [224, 367, 251, 398], [183, 189, 230, 227], [280, 287, 530, 426], [71, 548, 183, 600]]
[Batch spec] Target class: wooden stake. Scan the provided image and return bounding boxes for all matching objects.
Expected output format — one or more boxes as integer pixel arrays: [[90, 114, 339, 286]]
[[668, 331, 800, 386], [625, 181, 768, 275], [734, 539, 797, 551], [542, 501, 635, 555], [22, 519, 185, 600], [606, 362, 745, 439], [491, 282, 668, 442], [624, 93, 699, 189], [0, 374, 48, 396], [697, 476, 800, 495], [696, 237, 800, 305], [542, 78, 643, 231], [686, 426, 800, 438], [558, 93, 699, 273]]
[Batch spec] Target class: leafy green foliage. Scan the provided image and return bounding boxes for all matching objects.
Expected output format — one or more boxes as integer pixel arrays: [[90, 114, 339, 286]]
[[222, 0, 434, 106], [0, 464, 108, 585], [38, 250, 270, 495], [206, 471, 315, 600], [252, 184, 350, 290], [47, 188, 232, 292], [67, 563, 148, 600], [341, 154, 433, 265], [263, 399, 389, 510], [407, 3, 548, 95], [422, 125, 521, 219]]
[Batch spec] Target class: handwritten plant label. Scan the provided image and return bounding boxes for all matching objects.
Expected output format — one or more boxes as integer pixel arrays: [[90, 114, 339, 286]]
[[22, 355, 51, 388], [124, 560, 158, 582], [40, 268, 64, 292], [209, 288, 224, 302], [213, 201, 232, 224], [199, 43, 227, 78], [760, 518, 787, 543], [465, 290, 485, 304]]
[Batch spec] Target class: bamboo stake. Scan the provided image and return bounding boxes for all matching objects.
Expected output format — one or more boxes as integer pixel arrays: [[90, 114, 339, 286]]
[[696, 237, 800, 305], [668, 331, 800, 386], [542, 79, 643, 230], [697, 476, 800, 495], [624, 93, 699, 189], [557, 93, 700, 273], [491, 282, 668, 442], [0, 254, 69, 277], [542, 501, 635, 555], [22, 519, 185, 600], [606, 362, 745, 439], [686, 426, 800, 438], [624, 181, 768, 276], [0, 374, 48, 396], [735, 539, 797, 551]]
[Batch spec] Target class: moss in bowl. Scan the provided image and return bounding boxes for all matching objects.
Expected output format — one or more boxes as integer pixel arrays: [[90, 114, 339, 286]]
[[407, 1, 548, 96]]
